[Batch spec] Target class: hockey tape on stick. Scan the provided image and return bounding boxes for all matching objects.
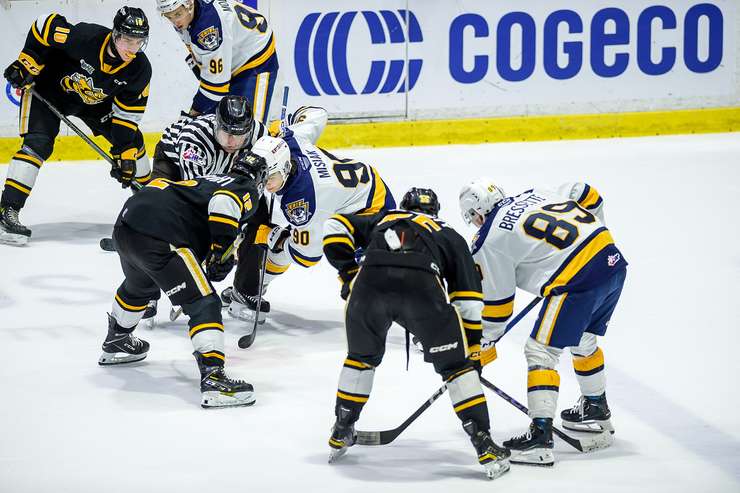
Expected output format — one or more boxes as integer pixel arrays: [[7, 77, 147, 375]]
[[28, 87, 143, 191], [355, 296, 542, 446], [479, 377, 614, 453]]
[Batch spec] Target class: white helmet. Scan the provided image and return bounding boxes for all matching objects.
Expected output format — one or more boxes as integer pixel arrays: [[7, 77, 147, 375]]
[[251, 136, 292, 190], [156, 0, 192, 14], [458, 178, 506, 224]]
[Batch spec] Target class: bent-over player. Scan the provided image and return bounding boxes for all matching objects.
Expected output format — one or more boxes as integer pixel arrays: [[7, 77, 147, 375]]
[[99, 152, 267, 408], [459, 179, 627, 465], [321, 188, 510, 480]]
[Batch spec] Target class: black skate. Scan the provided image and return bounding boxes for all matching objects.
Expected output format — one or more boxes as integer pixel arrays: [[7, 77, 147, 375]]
[[98, 314, 150, 365], [462, 420, 511, 479], [0, 205, 31, 246], [561, 394, 614, 434], [503, 418, 555, 466], [195, 352, 255, 409], [328, 406, 357, 463], [227, 288, 270, 325], [140, 300, 157, 329]]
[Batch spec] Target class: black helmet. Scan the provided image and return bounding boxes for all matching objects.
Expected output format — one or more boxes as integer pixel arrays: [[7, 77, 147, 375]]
[[113, 6, 149, 39], [400, 187, 441, 216], [216, 95, 254, 137], [230, 150, 267, 187]]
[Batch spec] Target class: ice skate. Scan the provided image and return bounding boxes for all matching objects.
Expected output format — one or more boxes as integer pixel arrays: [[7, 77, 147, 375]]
[[98, 314, 150, 365], [140, 300, 157, 329], [462, 420, 511, 479], [0, 205, 31, 246], [227, 288, 269, 325], [503, 418, 555, 467], [328, 406, 357, 463], [561, 394, 615, 434], [195, 352, 255, 409]]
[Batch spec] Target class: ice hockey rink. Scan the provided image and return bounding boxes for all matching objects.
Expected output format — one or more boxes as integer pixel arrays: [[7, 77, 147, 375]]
[[0, 132, 738, 492]]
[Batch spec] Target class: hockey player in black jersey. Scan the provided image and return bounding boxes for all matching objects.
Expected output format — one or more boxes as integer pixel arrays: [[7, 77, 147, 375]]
[[321, 188, 511, 480], [0, 7, 152, 246], [99, 152, 267, 408]]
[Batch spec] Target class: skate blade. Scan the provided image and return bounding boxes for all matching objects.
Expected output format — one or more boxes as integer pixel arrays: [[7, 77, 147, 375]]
[[328, 447, 348, 464], [227, 305, 266, 325], [98, 351, 147, 365], [483, 458, 511, 480], [0, 231, 30, 246], [201, 390, 256, 409], [141, 317, 156, 330], [510, 448, 555, 467], [562, 418, 614, 434]]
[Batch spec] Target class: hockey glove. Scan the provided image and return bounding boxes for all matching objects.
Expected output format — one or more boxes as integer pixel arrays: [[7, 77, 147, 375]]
[[206, 243, 236, 282], [338, 266, 359, 301], [469, 340, 498, 375], [267, 225, 291, 253], [110, 148, 137, 188], [185, 54, 201, 78], [4, 59, 34, 90]]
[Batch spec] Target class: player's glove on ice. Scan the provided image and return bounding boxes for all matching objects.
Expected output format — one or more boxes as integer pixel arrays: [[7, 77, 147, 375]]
[[110, 148, 137, 188], [4, 59, 35, 89], [206, 243, 235, 282], [266, 225, 291, 253]]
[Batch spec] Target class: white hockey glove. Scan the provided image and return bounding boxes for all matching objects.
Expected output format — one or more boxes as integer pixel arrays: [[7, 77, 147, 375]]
[[267, 225, 292, 253]]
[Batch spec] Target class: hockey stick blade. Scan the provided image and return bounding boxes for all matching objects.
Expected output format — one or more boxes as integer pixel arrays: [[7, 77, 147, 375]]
[[99, 237, 116, 252], [169, 306, 183, 321], [355, 384, 448, 446], [237, 326, 258, 349]]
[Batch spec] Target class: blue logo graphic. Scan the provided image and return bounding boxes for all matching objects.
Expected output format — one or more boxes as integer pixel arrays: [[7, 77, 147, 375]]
[[5, 83, 21, 107], [295, 10, 423, 96]]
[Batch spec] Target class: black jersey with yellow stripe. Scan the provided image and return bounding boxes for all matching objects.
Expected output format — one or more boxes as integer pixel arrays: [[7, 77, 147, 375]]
[[116, 175, 259, 260], [19, 14, 151, 151]]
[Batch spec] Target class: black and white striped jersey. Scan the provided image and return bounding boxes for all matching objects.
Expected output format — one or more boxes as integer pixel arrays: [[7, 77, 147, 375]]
[[159, 114, 267, 180]]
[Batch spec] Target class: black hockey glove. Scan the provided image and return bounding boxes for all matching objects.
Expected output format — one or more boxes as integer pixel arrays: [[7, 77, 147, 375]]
[[4, 60, 34, 90], [110, 149, 137, 188], [206, 243, 236, 282], [185, 54, 201, 78], [266, 225, 291, 253], [338, 266, 359, 301]]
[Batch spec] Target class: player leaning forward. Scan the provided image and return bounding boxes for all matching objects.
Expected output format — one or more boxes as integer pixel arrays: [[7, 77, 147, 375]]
[[322, 188, 510, 480], [99, 153, 267, 408], [225, 131, 395, 328], [157, 0, 277, 120], [459, 180, 627, 465], [0, 7, 152, 245]]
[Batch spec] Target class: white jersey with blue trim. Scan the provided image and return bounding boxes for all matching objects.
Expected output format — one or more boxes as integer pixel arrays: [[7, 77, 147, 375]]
[[471, 183, 626, 341], [178, 0, 274, 111], [273, 135, 395, 268]]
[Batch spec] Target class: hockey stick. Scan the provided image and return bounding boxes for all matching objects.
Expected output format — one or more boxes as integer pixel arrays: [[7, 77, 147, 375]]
[[356, 296, 542, 446], [479, 377, 613, 453], [168, 233, 245, 321], [237, 85, 289, 349], [28, 87, 143, 191]]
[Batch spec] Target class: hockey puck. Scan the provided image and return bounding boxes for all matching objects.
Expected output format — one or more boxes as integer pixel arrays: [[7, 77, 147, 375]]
[[99, 237, 116, 252]]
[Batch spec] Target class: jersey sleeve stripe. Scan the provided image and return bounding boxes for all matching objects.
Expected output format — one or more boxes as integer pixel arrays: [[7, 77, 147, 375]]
[[329, 214, 354, 235], [113, 97, 146, 113], [213, 190, 244, 213], [323, 235, 354, 249], [111, 118, 138, 131], [232, 34, 276, 77], [199, 80, 230, 94], [288, 245, 322, 268], [580, 186, 602, 209], [450, 290, 484, 301], [208, 214, 239, 228]]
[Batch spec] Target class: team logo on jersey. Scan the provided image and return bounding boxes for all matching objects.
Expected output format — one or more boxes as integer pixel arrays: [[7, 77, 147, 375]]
[[286, 199, 311, 225], [607, 253, 621, 267], [60, 73, 107, 104], [197, 26, 221, 50]]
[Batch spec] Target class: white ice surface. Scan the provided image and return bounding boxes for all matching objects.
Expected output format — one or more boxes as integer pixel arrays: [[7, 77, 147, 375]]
[[1, 133, 739, 492]]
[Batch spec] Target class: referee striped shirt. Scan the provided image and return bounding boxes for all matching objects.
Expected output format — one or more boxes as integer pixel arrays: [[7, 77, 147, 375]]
[[159, 114, 267, 179]]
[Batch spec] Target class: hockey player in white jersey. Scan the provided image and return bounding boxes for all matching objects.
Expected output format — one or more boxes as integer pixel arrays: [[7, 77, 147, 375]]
[[156, 0, 277, 121], [459, 179, 627, 466], [225, 132, 396, 329]]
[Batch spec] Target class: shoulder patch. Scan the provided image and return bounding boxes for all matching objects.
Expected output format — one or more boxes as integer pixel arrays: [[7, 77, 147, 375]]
[[196, 26, 221, 50], [181, 144, 206, 166], [190, 1, 223, 51]]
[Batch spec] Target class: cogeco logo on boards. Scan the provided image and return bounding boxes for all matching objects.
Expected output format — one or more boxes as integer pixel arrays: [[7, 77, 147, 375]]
[[295, 10, 423, 96], [450, 3, 724, 82]]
